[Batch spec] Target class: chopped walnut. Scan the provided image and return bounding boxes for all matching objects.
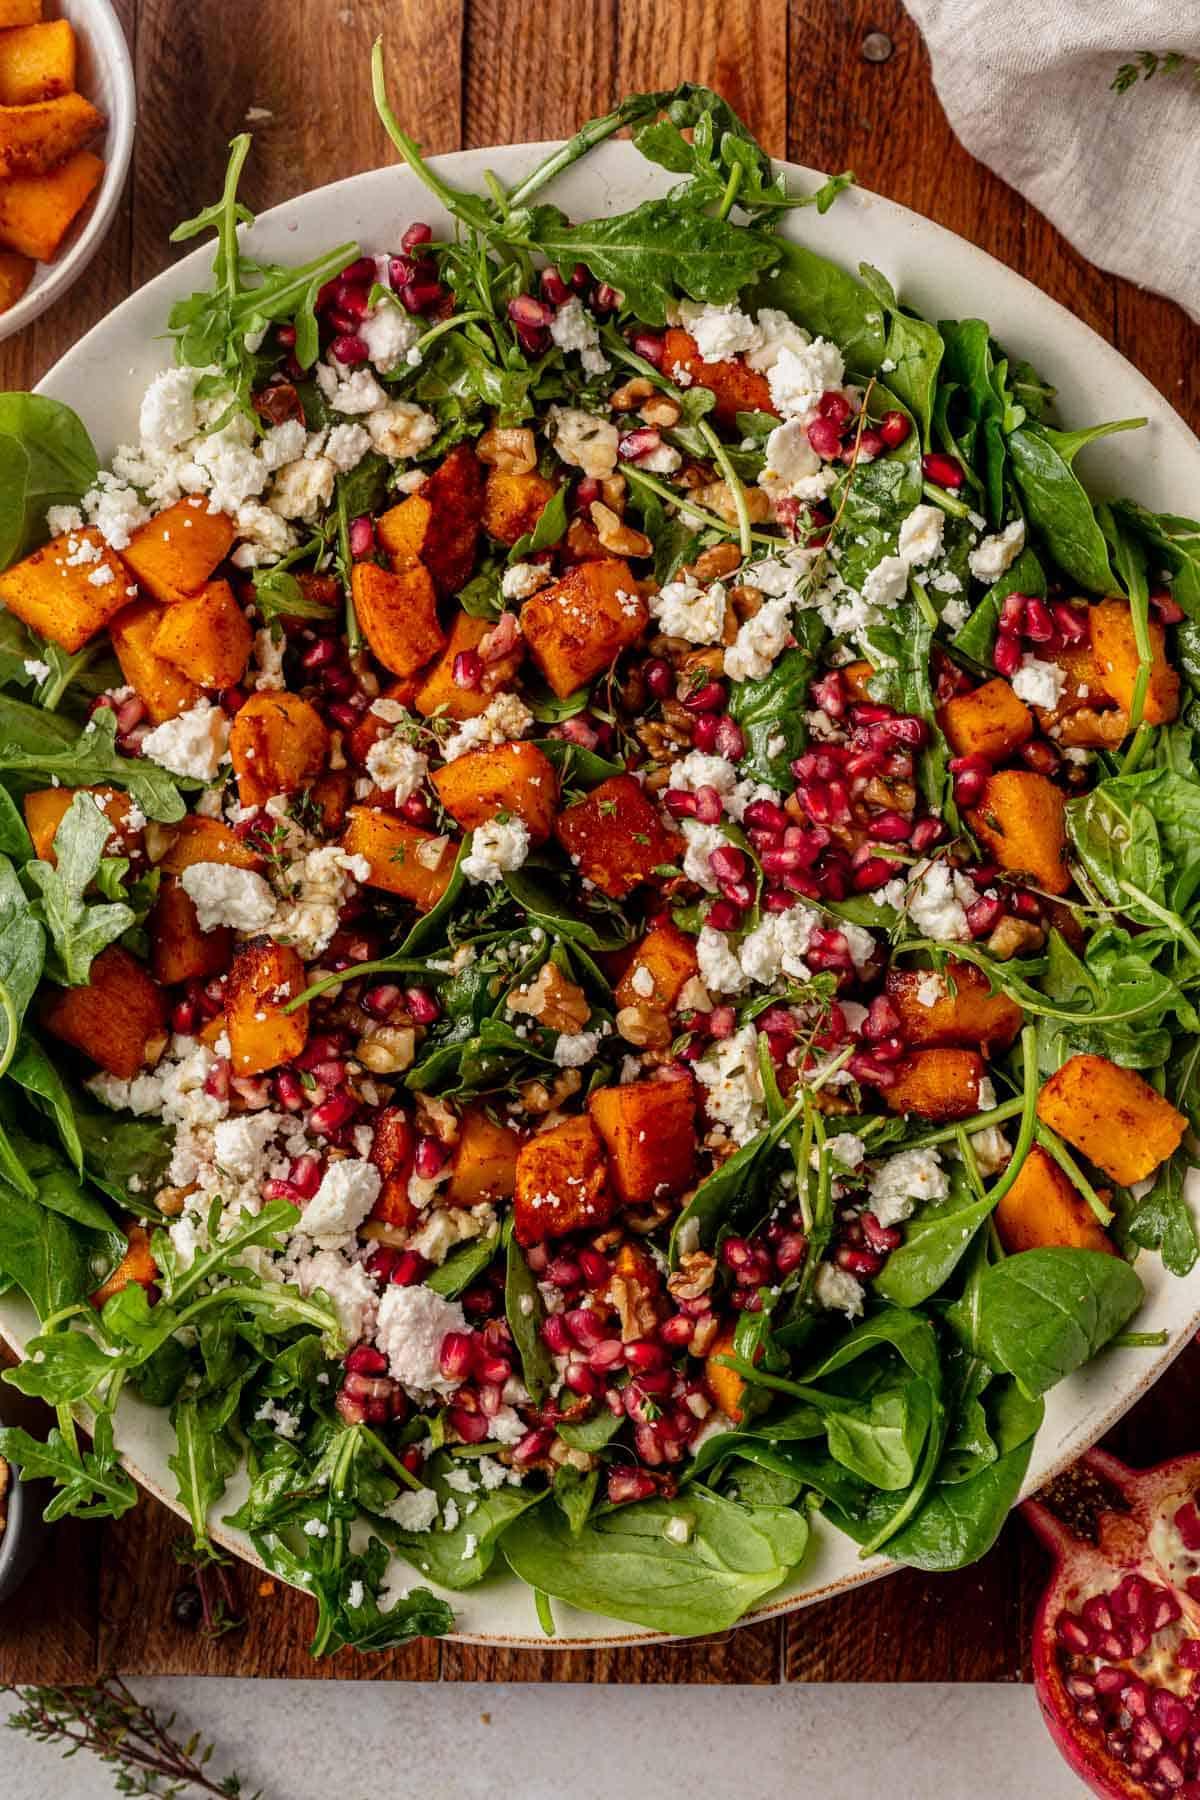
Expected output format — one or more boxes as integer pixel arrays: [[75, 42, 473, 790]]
[[728, 582, 764, 621], [676, 976, 713, 1014], [640, 394, 682, 428], [636, 718, 691, 761], [611, 376, 655, 412], [610, 1270, 661, 1342], [477, 426, 537, 473], [154, 1183, 196, 1218], [517, 1067, 584, 1115], [507, 962, 591, 1033], [356, 1025, 417, 1073], [599, 473, 627, 514], [986, 915, 1047, 958], [683, 542, 742, 584], [590, 500, 652, 559], [689, 1313, 721, 1356], [616, 1004, 671, 1049], [549, 1440, 598, 1472], [667, 1250, 716, 1302], [415, 1093, 460, 1146], [680, 647, 726, 680]]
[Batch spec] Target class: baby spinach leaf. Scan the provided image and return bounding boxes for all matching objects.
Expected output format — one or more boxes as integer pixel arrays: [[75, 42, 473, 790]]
[[0, 1179, 97, 1319], [750, 240, 886, 376], [975, 1248, 1144, 1399], [0, 854, 45, 1057], [425, 1228, 501, 1298], [557, 1407, 625, 1452], [554, 1462, 599, 1535], [0, 436, 31, 570], [823, 1377, 933, 1492], [380, 1451, 543, 1590], [952, 545, 1045, 664], [502, 864, 634, 950], [874, 1184, 996, 1308], [26, 792, 135, 985], [501, 1489, 799, 1635], [505, 1225, 555, 1403], [0, 393, 99, 566], [1111, 502, 1200, 622], [858, 265, 943, 447], [1009, 424, 1120, 593]]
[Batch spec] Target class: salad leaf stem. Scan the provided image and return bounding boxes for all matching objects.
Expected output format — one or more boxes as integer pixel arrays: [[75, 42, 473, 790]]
[[976, 1026, 1039, 1214], [697, 417, 752, 557], [361, 1424, 426, 1492], [1033, 1121, 1115, 1226]]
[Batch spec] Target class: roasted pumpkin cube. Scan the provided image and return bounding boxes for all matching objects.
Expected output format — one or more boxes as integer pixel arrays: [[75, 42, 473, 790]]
[[340, 806, 457, 911], [555, 774, 680, 899], [365, 1106, 417, 1234], [0, 91, 102, 177], [90, 1223, 158, 1311], [109, 600, 201, 723], [968, 769, 1069, 895], [150, 878, 232, 987], [444, 1105, 521, 1208], [884, 961, 1023, 1056], [414, 611, 523, 721], [481, 469, 559, 547], [0, 2, 44, 27], [705, 1322, 754, 1424], [310, 768, 353, 833], [994, 1144, 1114, 1257], [513, 1113, 613, 1246], [351, 558, 445, 678], [662, 327, 777, 426], [1031, 636, 1128, 747], [225, 941, 308, 1077], [1037, 1054, 1186, 1187], [0, 248, 33, 310], [937, 677, 1033, 762], [42, 945, 167, 1080], [150, 578, 252, 689], [520, 558, 648, 698], [0, 20, 76, 104], [376, 443, 484, 598], [228, 691, 329, 807], [588, 1074, 696, 1207], [119, 498, 235, 605], [0, 526, 130, 651], [883, 1049, 985, 1122], [1089, 597, 1179, 726], [160, 815, 263, 876], [23, 785, 142, 864], [432, 741, 558, 844], [614, 919, 700, 1011], [0, 147, 103, 261]]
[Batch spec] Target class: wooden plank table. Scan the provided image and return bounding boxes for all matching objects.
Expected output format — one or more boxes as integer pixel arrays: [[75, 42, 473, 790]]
[[2, 0, 1198, 1686]]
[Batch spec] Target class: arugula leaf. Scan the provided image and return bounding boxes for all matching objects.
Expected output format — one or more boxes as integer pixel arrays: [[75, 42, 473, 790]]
[[728, 633, 824, 789], [1126, 1148, 1199, 1277], [25, 792, 134, 985], [0, 703, 187, 821], [0, 1416, 137, 1521], [169, 1398, 240, 1555]]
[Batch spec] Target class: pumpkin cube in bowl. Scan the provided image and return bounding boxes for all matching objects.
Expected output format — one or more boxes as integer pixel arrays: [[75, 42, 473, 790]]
[[376, 443, 484, 598], [225, 941, 308, 1077], [994, 1144, 1114, 1256], [340, 806, 457, 911], [119, 498, 235, 604], [555, 774, 679, 899], [588, 1074, 696, 1207], [42, 945, 167, 1080], [432, 742, 558, 844], [0, 526, 130, 650], [883, 1049, 985, 1122], [1037, 1054, 1186, 1187], [513, 1114, 613, 1245], [520, 558, 647, 698]]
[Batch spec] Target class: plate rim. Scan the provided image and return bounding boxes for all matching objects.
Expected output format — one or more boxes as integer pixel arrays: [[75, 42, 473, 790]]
[[6, 134, 1200, 1649]]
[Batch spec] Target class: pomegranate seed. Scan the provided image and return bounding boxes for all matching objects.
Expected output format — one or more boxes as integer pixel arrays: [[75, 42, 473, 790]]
[[1024, 596, 1055, 642], [578, 1249, 610, 1286], [618, 426, 665, 464], [607, 1467, 656, 1504], [624, 1340, 669, 1372], [405, 986, 440, 1025], [307, 1091, 357, 1136], [1052, 601, 1088, 642], [400, 221, 433, 252], [864, 995, 902, 1040], [348, 514, 375, 558], [345, 1344, 388, 1376], [817, 390, 852, 423], [709, 844, 747, 885], [331, 333, 369, 366], [276, 323, 297, 347], [852, 857, 896, 891], [807, 416, 843, 458], [1019, 739, 1060, 775], [391, 1250, 429, 1287], [682, 679, 725, 714], [336, 1390, 368, 1425], [908, 818, 944, 853], [837, 1246, 883, 1276], [711, 715, 745, 760], [879, 410, 911, 448], [565, 1307, 607, 1350], [870, 810, 912, 843], [705, 899, 743, 932], [692, 784, 724, 825], [691, 713, 720, 752], [540, 1313, 573, 1354], [361, 982, 401, 1020], [632, 330, 665, 367], [949, 752, 992, 807], [659, 1314, 695, 1347], [663, 788, 697, 820], [810, 671, 846, 718], [707, 1005, 736, 1039], [171, 997, 198, 1035], [854, 429, 885, 460], [563, 1360, 604, 1398], [744, 797, 790, 834], [438, 1332, 474, 1381], [966, 895, 1005, 937], [993, 630, 1022, 677], [414, 1135, 445, 1178], [514, 1427, 554, 1463], [592, 283, 620, 313], [449, 1407, 490, 1444], [862, 1212, 902, 1252], [774, 1232, 807, 1274], [922, 452, 964, 489], [204, 1059, 231, 1101], [334, 281, 371, 321], [1152, 590, 1185, 624], [287, 1154, 323, 1198], [539, 266, 570, 305], [400, 280, 445, 314], [644, 657, 673, 699], [508, 294, 554, 330]]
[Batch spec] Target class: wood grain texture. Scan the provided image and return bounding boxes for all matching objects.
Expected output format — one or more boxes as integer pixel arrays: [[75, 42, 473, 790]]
[[1, 0, 1199, 1686]]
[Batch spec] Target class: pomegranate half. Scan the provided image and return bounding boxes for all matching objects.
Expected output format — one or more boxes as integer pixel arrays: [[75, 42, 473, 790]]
[[1023, 1448, 1200, 1798]]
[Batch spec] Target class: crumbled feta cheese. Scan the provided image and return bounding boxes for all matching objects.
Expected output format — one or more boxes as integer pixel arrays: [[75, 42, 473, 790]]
[[315, 362, 387, 415], [679, 301, 761, 363], [270, 455, 336, 521], [631, 964, 656, 999], [680, 820, 727, 891], [139, 366, 203, 457], [868, 1147, 948, 1226], [82, 474, 151, 550], [549, 296, 609, 375], [648, 575, 726, 645], [293, 1249, 379, 1342], [324, 422, 372, 473], [766, 337, 845, 419], [915, 972, 946, 1008], [1012, 655, 1066, 711], [46, 504, 84, 537], [724, 596, 792, 683], [694, 1025, 765, 1145], [297, 1158, 382, 1245], [743, 308, 813, 373], [442, 693, 534, 761], [213, 1110, 286, 1178], [268, 846, 371, 960], [826, 1132, 866, 1169], [906, 859, 977, 942], [697, 923, 748, 995], [251, 627, 286, 690], [736, 908, 818, 985], [862, 555, 910, 610], [385, 1486, 440, 1531], [898, 504, 946, 569], [968, 519, 1026, 583], [365, 735, 428, 798], [502, 561, 550, 600], [181, 862, 276, 933], [374, 1283, 467, 1395], [22, 657, 51, 683], [547, 405, 619, 479], [141, 700, 230, 780], [759, 418, 823, 499], [553, 1030, 600, 1068], [814, 1262, 865, 1318], [462, 816, 531, 885], [360, 299, 422, 373]]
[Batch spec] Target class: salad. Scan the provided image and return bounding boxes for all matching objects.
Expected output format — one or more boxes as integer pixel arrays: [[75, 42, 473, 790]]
[[0, 56, 1198, 1654]]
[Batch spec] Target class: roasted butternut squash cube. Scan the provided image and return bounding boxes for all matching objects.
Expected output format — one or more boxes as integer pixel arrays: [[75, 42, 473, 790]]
[[351, 558, 445, 678], [662, 327, 777, 426], [481, 469, 558, 547], [520, 558, 648, 698], [588, 1074, 696, 1207], [1037, 1054, 1186, 1187], [0, 2, 44, 27], [160, 815, 263, 876], [937, 677, 1033, 762], [614, 919, 700, 1011], [413, 611, 523, 721], [23, 785, 142, 864], [513, 1113, 613, 1246], [0, 526, 130, 651], [0, 147, 103, 261], [705, 1323, 753, 1424], [0, 249, 33, 310], [150, 878, 232, 987], [119, 498, 235, 605], [228, 691, 329, 807], [555, 774, 680, 899], [994, 1145, 1114, 1257], [432, 741, 558, 844], [883, 1048, 985, 1122], [376, 443, 484, 598], [0, 20, 77, 104], [225, 941, 308, 1077], [968, 769, 1069, 895], [90, 1223, 158, 1311], [444, 1105, 521, 1208], [366, 1105, 417, 1234], [42, 945, 167, 1080], [310, 767, 352, 833], [340, 806, 457, 911], [1032, 636, 1128, 747], [0, 91, 102, 177], [1089, 597, 1179, 726], [109, 600, 201, 723], [884, 961, 1022, 1056], [150, 578, 252, 689]]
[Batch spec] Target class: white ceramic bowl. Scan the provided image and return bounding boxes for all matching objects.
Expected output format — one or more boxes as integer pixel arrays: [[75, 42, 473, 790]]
[[0, 0, 135, 343], [3, 139, 1200, 1647]]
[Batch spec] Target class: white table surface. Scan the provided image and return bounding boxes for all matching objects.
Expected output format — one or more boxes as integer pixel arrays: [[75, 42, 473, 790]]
[[2, 1680, 1083, 1797]]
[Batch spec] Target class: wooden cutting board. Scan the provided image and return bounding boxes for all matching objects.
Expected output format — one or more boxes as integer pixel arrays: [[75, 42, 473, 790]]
[[2, 0, 1197, 1685]]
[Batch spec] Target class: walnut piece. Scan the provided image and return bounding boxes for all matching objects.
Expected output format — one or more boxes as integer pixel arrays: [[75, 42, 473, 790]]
[[615, 1004, 672, 1049], [508, 962, 591, 1033], [668, 1250, 716, 1302]]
